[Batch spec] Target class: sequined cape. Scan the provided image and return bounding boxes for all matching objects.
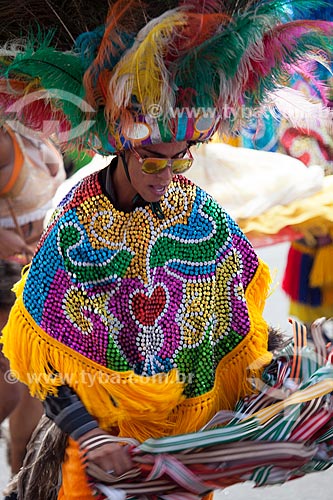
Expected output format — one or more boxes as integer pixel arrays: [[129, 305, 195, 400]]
[[2, 171, 272, 440]]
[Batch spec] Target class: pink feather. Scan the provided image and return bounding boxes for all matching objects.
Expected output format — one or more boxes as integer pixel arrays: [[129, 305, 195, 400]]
[[0, 81, 70, 137], [242, 20, 333, 91]]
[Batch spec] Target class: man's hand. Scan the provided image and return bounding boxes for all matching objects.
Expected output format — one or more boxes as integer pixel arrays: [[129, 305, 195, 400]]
[[78, 428, 134, 476]]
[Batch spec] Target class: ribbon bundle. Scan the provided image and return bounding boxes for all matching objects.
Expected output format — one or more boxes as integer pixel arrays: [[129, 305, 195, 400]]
[[82, 318, 333, 500]]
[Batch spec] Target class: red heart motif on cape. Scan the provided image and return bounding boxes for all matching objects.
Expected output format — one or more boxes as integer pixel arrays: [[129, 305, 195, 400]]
[[131, 286, 167, 326]]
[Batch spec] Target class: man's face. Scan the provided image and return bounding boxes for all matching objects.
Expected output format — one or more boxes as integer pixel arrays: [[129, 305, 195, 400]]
[[126, 141, 189, 202]]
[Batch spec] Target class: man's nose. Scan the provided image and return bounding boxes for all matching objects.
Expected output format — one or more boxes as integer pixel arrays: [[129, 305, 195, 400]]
[[157, 163, 173, 180]]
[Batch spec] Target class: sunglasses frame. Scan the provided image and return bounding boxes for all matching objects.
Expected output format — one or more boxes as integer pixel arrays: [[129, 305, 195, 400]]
[[131, 147, 194, 174]]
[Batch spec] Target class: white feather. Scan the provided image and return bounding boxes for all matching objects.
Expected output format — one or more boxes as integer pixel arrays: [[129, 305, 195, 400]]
[[267, 87, 333, 133]]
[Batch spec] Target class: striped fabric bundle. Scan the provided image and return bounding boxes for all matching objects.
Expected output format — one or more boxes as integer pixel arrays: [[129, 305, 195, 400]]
[[83, 318, 333, 500]]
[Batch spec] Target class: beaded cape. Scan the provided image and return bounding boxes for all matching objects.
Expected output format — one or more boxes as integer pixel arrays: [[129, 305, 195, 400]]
[[2, 171, 271, 440]]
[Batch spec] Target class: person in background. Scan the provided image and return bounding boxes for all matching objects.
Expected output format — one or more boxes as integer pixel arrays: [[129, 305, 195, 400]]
[[0, 123, 66, 474], [237, 2, 333, 327], [279, 63, 333, 325]]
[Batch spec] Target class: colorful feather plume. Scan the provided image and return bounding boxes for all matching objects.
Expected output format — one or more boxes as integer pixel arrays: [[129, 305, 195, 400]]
[[0, 0, 332, 152], [173, 3, 333, 111], [0, 33, 98, 146], [106, 9, 187, 125], [81, 0, 138, 110]]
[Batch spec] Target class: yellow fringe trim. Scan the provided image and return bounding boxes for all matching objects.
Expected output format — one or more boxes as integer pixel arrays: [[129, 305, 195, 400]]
[[289, 300, 333, 324], [310, 243, 333, 288], [1, 259, 271, 441]]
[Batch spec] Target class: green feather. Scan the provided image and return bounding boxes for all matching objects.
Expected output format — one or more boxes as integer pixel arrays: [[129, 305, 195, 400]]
[[3, 39, 101, 147], [174, 0, 289, 106], [174, 0, 333, 111]]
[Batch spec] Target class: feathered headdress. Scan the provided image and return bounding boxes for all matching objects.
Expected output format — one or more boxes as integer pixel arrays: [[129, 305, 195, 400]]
[[0, 0, 333, 154]]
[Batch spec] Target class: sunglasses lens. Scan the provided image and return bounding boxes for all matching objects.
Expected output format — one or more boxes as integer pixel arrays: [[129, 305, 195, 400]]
[[140, 153, 193, 174], [141, 158, 168, 174], [172, 158, 193, 174]]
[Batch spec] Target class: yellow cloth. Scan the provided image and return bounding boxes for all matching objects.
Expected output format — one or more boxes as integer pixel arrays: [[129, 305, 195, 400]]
[[289, 301, 333, 324], [238, 176, 333, 239]]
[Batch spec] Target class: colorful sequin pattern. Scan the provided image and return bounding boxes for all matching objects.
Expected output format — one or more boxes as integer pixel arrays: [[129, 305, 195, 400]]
[[24, 172, 259, 397]]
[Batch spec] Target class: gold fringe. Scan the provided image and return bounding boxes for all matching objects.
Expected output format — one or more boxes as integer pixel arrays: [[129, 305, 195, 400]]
[[1, 259, 271, 441], [310, 243, 333, 287], [289, 300, 333, 324]]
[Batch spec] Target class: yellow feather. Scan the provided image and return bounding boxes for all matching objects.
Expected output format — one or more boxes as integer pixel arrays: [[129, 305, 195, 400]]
[[106, 10, 186, 126]]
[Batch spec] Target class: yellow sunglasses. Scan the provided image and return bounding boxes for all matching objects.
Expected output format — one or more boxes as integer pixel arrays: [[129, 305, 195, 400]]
[[132, 148, 194, 174]]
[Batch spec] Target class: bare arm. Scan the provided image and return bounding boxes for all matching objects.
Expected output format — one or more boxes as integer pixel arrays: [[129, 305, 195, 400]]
[[0, 226, 34, 261]]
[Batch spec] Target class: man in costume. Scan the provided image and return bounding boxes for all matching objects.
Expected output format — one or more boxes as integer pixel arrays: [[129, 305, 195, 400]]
[[1, 1, 333, 499]]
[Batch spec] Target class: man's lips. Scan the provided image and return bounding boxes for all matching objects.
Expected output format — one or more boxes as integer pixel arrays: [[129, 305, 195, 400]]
[[149, 185, 167, 195]]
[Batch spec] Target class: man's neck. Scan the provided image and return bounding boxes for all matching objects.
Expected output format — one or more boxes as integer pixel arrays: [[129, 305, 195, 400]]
[[110, 156, 137, 211]]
